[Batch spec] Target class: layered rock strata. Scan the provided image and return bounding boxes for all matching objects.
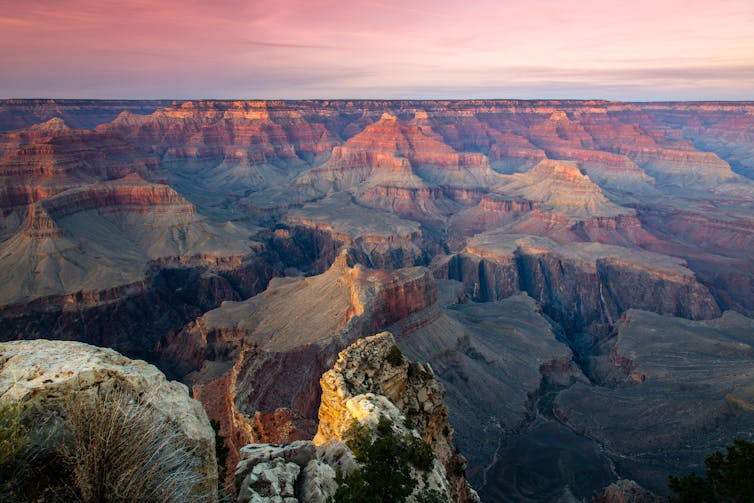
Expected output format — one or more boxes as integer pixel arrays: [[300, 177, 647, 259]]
[[234, 332, 478, 502], [171, 252, 438, 473]]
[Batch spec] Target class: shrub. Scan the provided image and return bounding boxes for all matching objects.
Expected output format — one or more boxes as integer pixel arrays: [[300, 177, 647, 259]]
[[386, 344, 404, 366], [416, 489, 449, 503], [669, 438, 754, 502], [406, 435, 434, 472], [333, 469, 379, 503], [0, 401, 30, 495], [61, 388, 206, 503], [0, 401, 71, 502], [335, 417, 442, 502]]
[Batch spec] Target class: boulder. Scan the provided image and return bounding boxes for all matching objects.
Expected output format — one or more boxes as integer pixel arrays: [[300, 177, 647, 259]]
[[0, 339, 218, 500]]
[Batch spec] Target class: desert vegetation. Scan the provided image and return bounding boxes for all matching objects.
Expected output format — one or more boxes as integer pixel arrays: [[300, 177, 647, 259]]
[[0, 388, 212, 502], [334, 416, 446, 503], [669, 438, 754, 502]]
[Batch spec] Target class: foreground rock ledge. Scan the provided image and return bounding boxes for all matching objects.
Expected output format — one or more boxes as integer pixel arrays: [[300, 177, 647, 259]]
[[235, 332, 479, 502], [0, 339, 218, 500]]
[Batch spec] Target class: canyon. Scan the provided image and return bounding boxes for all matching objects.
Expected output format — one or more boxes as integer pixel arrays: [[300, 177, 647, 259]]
[[1, 99, 753, 501]]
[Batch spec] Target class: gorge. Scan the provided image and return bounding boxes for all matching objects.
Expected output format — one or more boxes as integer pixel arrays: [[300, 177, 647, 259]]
[[1, 99, 753, 501]]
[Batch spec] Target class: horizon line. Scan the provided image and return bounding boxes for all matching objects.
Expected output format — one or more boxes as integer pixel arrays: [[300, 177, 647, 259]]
[[2, 97, 754, 104]]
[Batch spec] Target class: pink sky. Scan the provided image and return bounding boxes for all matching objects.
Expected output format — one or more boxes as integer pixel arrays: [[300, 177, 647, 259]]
[[1, 0, 753, 100]]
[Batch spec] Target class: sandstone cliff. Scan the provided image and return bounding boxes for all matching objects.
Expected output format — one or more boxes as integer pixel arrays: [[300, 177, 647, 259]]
[[170, 251, 439, 475], [234, 332, 478, 502]]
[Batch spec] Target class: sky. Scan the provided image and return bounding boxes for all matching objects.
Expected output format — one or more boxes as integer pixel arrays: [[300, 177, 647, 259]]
[[1, 0, 753, 100]]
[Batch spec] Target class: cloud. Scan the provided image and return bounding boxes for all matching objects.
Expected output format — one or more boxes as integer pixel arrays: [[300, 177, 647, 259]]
[[238, 40, 341, 50], [0, 0, 752, 99]]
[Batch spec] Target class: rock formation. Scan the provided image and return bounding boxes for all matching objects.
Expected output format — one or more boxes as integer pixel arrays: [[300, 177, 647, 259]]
[[0, 339, 218, 500], [170, 251, 438, 473], [235, 332, 478, 502], [234, 440, 356, 503], [592, 479, 665, 503], [2, 99, 754, 501]]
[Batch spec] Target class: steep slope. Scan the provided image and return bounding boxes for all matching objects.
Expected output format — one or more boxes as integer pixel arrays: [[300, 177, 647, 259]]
[[282, 192, 430, 269], [0, 173, 256, 306], [436, 231, 720, 330], [234, 333, 478, 502], [169, 251, 438, 470]]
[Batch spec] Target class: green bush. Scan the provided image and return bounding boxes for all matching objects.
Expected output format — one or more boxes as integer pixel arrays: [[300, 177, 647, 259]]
[[334, 469, 379, 503], [335, 416, 444, 503], [669, 438, 754, 502], [406, 435, 434, 472], [386, 344, 404, 366]]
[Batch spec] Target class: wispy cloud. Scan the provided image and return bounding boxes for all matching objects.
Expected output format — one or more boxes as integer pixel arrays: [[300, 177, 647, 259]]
[[0, 0, 752, 99], [238, 40, 341, 50]]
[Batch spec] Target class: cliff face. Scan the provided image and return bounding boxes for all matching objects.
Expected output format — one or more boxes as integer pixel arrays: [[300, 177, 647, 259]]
[[164, 251, 439, 474], [235, 332, 478, 503], [434, 233, 720, 332]]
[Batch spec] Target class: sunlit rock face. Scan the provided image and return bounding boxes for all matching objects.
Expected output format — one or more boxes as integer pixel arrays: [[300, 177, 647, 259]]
[[168, 251, 438, 472], [1, 99, 754, 501], [235, 332, 479, 503]]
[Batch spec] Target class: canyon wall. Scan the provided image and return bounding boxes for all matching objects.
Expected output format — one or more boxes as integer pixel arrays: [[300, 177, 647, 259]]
[[1, 99, 753, 501]]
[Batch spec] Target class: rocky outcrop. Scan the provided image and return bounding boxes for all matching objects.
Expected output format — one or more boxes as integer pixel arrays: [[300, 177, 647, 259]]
[[36, 173, 191, 217], [302, 112, 495, 190], [169, 253, 439, 474], [494, 160, 633, 221], [0, 339, 218, 500], [282, 193, 431, 270], [314, 332, 478, 502], [592, 479, 665, 503], [234, 333, 478, 502], [0, 122, 158, 209], [431, 252, 519, 302], [435, 233, 721, 331], [234, 440, 357, 503], [542, 146, 655, 192]]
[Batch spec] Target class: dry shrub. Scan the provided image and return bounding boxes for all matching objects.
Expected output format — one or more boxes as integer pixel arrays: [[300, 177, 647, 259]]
[[0, 400, 27, 467], [0, 401, 29, 495], [0, 401, 70, 502], [61, 388, 207, 503]]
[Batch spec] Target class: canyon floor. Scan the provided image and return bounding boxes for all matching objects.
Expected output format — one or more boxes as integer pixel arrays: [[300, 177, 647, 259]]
[[1, 99, 753, 501]]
